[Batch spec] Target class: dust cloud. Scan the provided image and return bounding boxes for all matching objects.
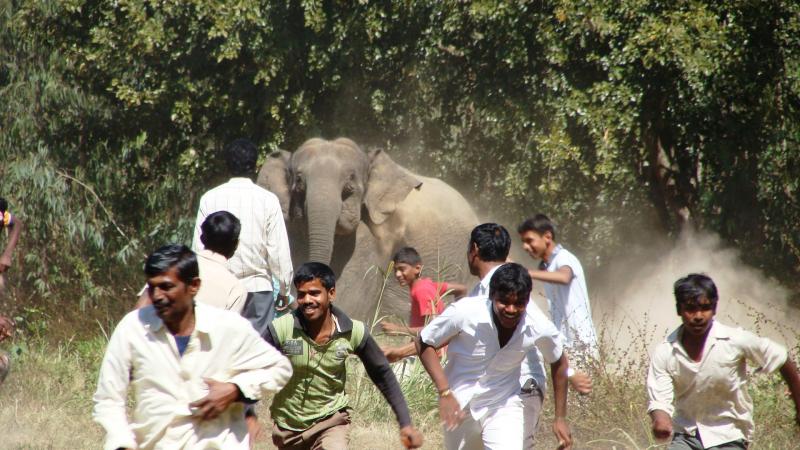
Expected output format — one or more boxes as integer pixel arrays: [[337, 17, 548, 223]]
[[591, 229, 800, 359]]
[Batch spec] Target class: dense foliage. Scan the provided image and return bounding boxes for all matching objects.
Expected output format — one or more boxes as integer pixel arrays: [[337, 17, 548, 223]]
[[2, 0, 799, 312]]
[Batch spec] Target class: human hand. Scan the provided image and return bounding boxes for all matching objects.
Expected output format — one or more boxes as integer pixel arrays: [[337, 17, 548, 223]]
[[189, 379, 240, 420], [651, 412, 673, 441], [383, 346, 402, 363], [380, 321, 402, 334], [0, 316, 13, 342], [438, 393, 465, 431], [399, 425, 423, 448], [245, 414, 264, 449], [552, 416, 572, 449], [568, 371, 592, 395]]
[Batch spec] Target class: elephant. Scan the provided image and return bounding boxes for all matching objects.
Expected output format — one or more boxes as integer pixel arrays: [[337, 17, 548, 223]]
[[257, 137, 479, 322]]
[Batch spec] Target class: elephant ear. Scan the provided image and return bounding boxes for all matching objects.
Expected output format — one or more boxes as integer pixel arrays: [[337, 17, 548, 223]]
[[364, 149, 422, 225], [256, 150, 292, 220]]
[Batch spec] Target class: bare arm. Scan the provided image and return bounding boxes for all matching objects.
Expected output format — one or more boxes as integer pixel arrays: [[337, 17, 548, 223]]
[[0, 216, 23, 272], [649, 410, 673, 441], [550, 354, 572, 449], [779, 358, 800, 426], [416, 335, 464, 430], [382, 341, 418, 363], [529, 266, 572, 285], [445, 283, 467, 299]]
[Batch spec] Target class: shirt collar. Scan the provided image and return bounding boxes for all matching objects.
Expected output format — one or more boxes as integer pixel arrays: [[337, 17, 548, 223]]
[[291, 304, 354, 337], [228, 177, 254, 184], [478, 264, 503, 294], [139, 302, 212, 334], [199, 249, 228, 264], [540, 244, 563, 270], [667, 319, 725, 356]]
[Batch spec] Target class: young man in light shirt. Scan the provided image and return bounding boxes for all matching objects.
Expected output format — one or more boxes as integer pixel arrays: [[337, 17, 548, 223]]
[[192, 138, 293, 335], [647, 273, 800, 449], [93, 244, 292, 450], [517, 214, 598, 378], [417, 262, 572, 449]]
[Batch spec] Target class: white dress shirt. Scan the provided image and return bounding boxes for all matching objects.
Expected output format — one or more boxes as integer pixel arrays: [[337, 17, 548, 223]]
[[192, 177, 293, 295], [468, 264, 549, 391], [647, 320, 788, 448], [195, 250, 247, 314], [93, 303, 293, 450], [420, 296, 563, 420], [541, 245, 598, 357]]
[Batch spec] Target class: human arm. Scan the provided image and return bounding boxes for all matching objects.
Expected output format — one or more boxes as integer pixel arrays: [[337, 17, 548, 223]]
[[0, 315, 14, 342], [264, 197, 293, 298], [779, 358, 800, 426], [445, 282, 467, 299], [0, 215, 22, 272], [380, 321, 423, 335], [355, 333, 422, 448], [646, 346, 675, 442], [92, 321, 137, 450], [382, 341, 417, 363], [550, 354, 572, 449], [528, 265, 572, 285], [224, 317, 293, 401]]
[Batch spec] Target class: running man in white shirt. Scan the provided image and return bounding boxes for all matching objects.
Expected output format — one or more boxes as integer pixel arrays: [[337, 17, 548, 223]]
[[417, 262, 572, 449], [518, 214, 599, 373], [647, 273, 800, 449], [192, 138, 293, 336], [93, 244, 292, 450]]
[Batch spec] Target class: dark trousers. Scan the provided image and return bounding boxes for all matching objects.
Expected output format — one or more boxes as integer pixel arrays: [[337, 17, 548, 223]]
[[670, 432, 748, 450], [242, 290, 276, 336]]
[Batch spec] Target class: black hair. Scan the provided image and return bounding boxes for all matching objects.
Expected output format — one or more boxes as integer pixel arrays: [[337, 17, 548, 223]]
[[144, 244, 199, 284], [517, 214, 556, 240], [0, 197, 7, 213], [392, 247, 422, 266], [673, 273, 718, 312], [225, 138, 258, 177], [489, 263, 532, 302], [293, 262, 337, 290], [469, 223, 511, 262], [200, 211, 241, 258]]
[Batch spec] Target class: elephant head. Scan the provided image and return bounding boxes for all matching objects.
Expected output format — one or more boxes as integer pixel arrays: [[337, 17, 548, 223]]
[[257, 138, 422, 264]]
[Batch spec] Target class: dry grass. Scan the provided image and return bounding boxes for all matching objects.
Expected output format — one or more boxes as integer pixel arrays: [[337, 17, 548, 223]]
[[1, 317, 799, 449]]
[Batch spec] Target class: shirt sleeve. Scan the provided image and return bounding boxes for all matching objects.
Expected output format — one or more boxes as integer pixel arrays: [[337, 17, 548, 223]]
[[227, 317, 293, 400], [530, 306, 564, 363], [355, 331, 412, 428], [263, 196, 293, 297], [191, 197, 207, 253], [737, 329, 788, 374], [646, 345, 675, 416], [92, 319, 138, 450], [419, 302, 464, 347]]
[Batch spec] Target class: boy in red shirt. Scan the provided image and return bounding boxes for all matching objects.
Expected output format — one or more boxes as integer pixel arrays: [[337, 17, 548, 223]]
[[381, 247, 466, 362]]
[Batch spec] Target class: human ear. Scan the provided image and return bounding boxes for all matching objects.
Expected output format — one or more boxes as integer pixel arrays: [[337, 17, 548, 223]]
[[189, 277, 201, 296], [328, 287, 336, 301]]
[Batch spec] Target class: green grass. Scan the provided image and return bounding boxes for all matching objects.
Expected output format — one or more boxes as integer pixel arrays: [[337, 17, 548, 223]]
[[1, 319, 799, 449]]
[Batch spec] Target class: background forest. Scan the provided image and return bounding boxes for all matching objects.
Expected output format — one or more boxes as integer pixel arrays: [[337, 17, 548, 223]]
[[2, 0, 800, 326]]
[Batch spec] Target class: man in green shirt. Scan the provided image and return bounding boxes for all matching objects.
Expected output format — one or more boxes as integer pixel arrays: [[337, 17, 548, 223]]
[[264, 262, 423, 449]]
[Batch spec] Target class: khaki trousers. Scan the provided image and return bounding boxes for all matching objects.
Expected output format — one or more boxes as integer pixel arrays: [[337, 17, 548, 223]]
[[272, 410, 351, 450]]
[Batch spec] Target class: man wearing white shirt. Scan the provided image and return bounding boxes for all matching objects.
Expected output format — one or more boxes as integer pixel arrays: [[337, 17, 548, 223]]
[[517, 214, 599, 365], [417, 262, 572, 449], [93, 244, 292, 450], [647, 273, 800, 449], [192, 138, 293, 335]]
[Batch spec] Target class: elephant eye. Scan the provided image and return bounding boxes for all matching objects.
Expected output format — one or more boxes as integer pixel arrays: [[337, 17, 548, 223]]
[[342, 182, 354, 197]]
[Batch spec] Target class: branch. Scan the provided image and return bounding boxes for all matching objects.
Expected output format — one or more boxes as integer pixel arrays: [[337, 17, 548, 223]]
[[55, 170, 130, 242]]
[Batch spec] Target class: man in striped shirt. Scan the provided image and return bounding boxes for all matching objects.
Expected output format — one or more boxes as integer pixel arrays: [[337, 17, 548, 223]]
[[192, 138, 293, 336]]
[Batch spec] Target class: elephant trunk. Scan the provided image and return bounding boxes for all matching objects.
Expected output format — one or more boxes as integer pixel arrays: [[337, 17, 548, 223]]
[[306, 188, 342, 264]]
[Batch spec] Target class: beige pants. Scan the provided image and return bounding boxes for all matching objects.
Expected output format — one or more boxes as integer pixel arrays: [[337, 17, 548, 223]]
[[272, 410, 351, 450]]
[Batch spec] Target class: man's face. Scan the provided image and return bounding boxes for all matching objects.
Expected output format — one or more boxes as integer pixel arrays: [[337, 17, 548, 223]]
[[678, 296, 716, 337], [296, 278, 334, 323], [491, 291, 528, 330], [147, 266, 199, 324], [394, 262, 421, 286], [519, 230, 549, 260]]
